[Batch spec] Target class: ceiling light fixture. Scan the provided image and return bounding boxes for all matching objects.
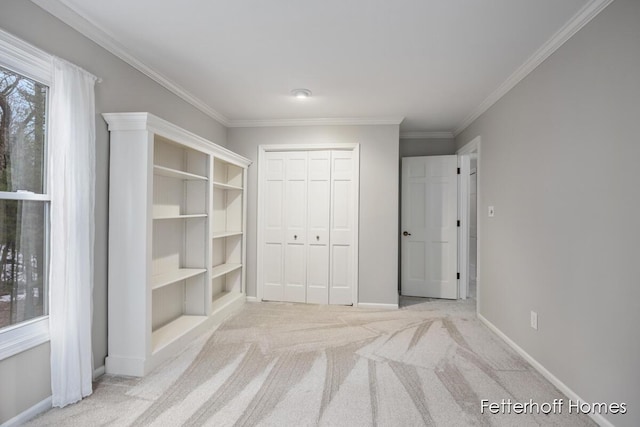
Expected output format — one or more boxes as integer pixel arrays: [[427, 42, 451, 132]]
[[291, 88, 312, 99]]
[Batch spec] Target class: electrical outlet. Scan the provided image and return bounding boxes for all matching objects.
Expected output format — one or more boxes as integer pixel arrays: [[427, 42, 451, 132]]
[[488, 206, 495, 217], [530, 311, 538, 330]]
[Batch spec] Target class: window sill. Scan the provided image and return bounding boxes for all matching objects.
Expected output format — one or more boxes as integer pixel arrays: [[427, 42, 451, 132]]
[[0, 317, 50, 361]]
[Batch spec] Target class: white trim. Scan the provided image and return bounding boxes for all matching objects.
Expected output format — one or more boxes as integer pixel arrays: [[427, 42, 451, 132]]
[[228, 117, 404, 128], [102, 112, 250, 167], [453, 0, 614, 136], [456, 137, 480, 301], [32, 0, 613, 136], [351, 146, 361, 306], [93, 365, 106, 380], [245, 296, 259, 303], [0, 191, 50, 202], [31, 0, 232, 127], [258, 143, 359, 152], [457, 155, 469, 300], [456, 137, 480, 156], [0, 28, 52, 85], [357, 302, 399, 310], [399, 131, 454, 140], [256, 143, 360, 305], [0, 317, 49, 362], [478, 314, 614, 427], [0, 28, 53, 363], [0, 396, 51, 427], [256, 147, 266, 303]]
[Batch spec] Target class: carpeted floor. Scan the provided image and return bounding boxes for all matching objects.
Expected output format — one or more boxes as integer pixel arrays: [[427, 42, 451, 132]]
[[27, 297, 596, 426]]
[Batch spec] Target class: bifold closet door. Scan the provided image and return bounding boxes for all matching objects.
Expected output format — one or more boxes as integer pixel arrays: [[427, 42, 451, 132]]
[[329, 151, 355, 305], [261, 149, 354, 305], [262, 151, 286, 302], [283, 152, 308, 302], [306, 151, 331, 304], [262, 151, 311, 303]]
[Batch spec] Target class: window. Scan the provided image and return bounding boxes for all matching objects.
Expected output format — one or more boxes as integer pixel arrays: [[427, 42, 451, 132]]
[[0, 29, 52, 359], [0, 65, 49, 330]]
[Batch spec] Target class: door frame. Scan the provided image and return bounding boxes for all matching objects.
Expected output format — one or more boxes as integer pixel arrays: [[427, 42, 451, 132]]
[[457, 136, 481, 302], [256, 143, 360, 304]]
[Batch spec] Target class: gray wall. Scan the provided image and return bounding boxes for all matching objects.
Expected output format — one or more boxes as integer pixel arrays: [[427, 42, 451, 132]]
[[228, 125, 400, 306], [456, 1, 639, 425], [399, 138, 456, 157], [0, 0, 226, 422]]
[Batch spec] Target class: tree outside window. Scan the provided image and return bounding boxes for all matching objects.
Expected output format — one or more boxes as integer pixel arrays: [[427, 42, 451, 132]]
[[0, 65, 48, 329]]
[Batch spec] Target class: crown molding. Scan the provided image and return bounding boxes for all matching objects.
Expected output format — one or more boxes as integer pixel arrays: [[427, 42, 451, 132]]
[[102, 112, 251, 166], [227, 117, 404, 128], [399, 131, 454, 140], [30, 0, 232, 127], [32, 0, 613, 135], [453, 0, 614, 136]]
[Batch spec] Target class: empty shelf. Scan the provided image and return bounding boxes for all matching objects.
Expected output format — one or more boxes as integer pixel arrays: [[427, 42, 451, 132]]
[[213, 181, 243, 191], [153, 214, 207, 220], [212, 231, 243, 238], [211, 263, 242, 279], [152, 315, 207, 353], [152, 268, 207, 290], [154, 165, 207, 181]]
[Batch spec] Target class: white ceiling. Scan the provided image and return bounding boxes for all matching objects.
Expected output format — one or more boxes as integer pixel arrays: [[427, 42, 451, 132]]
[[43, 0, 598, 133]]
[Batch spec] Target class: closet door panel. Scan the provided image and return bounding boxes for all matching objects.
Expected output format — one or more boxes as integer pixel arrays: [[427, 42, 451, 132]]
[[285, 152, 307, 244], [284, 152, 308, 302], [262, 152, 286, 301], [306, 151, 330, 304], [284, 244, 306, 302], [330, 151, 355, 305]]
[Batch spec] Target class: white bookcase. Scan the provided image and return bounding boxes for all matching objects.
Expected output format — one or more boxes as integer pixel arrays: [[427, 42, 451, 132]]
[[211, 158, 245, 309], [103, 113, 250, 377]]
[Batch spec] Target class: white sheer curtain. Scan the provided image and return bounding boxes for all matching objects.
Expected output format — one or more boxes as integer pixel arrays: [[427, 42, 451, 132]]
[[48, 57, 96, 407]]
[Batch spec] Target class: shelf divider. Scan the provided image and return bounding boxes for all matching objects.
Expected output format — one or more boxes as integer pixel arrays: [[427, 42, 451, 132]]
[[213, 181, 243, 191], [153, 213, 207, 220], [212, 230, 243, 239], [152, 268, 207, 290], [154, 165, 208, 181], [211, 263, 242, 279]]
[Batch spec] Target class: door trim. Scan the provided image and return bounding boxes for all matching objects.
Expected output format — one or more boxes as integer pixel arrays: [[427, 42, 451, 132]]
[[457, 136, 481, 303], [256, 143, 360, 305]]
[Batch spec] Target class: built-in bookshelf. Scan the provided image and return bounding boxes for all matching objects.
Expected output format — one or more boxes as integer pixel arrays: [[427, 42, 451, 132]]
[[211, 158, 245, 310], [104, 113, 250, 377]]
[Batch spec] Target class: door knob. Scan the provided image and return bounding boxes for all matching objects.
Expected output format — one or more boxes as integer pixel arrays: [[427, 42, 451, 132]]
[[316, 236, 320, 241], [294, 235, 298, 240], [403, 231, 411, 236]]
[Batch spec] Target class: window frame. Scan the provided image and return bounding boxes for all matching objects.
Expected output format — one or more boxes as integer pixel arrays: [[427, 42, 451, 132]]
[[0, 29, 53, 361]]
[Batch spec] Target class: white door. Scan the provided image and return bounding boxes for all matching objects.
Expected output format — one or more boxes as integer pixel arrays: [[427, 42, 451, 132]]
[[306, 151, 331, 304], [283, 152, 308, 302], [262, 151, 286, 302], [260, 148, 357, 305], [401, 156, 458, 299], [329, 150, 355, 305]]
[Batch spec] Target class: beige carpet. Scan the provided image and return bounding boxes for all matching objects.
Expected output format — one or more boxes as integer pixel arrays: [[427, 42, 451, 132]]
[[27, 297, 597, 426]]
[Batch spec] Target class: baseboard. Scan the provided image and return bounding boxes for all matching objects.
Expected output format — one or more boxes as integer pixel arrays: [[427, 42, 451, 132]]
[[477, 314, 614, 427], [1, 396, 51, 427], [93, 365, 106, 380], [245, 296, 259, 302], [357, 302, 399, 310], [1, 366, 106, 426]]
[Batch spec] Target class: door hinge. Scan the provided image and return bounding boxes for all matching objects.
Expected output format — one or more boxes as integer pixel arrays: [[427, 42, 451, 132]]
[[457, 220, 460, 227], [457, 167, 460, 174], [457, 272, 460, 280]]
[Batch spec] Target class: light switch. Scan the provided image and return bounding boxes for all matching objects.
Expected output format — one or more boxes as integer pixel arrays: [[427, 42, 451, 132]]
[[488, 206, 495, 217]]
